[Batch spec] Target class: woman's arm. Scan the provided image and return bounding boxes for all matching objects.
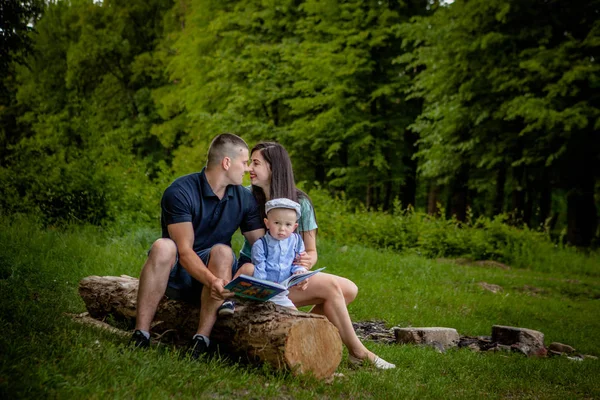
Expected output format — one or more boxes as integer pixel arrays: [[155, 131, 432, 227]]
[[296, 229, 318, 269]]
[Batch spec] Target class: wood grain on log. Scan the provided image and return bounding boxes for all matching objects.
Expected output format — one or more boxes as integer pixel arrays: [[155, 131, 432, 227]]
[[78, 275, 342, 379]]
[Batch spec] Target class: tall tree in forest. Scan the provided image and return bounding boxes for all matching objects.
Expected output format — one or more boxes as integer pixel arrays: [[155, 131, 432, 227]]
[[0, 0, 43, 162], [284, 0, 427, 209], [153, 0, 302, 175], [400, 0, 599, 245], [0, 0, 42, 80], [158, 0, 429, 209], [1, 0, 174, 225]]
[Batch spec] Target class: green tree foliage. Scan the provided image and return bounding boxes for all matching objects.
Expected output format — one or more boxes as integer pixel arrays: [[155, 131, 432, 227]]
[[284, 0, 426, 209], [154, 0, 428, 209], [0, 0, 43, 163], [0, 0, 173, 225], [0, 0, 598, 247], [0, 0, 43, 79], [399, 0, 600, 245]]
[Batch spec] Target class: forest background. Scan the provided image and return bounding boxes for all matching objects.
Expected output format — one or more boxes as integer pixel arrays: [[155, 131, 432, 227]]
[[2, 1, 600, 398], [1, 0, 599, 247]]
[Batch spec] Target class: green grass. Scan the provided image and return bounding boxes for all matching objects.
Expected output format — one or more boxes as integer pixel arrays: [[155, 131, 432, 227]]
[[1, 214, 599, 399]]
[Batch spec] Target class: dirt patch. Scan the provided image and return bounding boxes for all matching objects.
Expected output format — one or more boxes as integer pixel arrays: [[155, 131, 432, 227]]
[[437, 258, 511, 270], [352, 320, 395, 344], [478, 282, 503, 293], [514, 285, 546, 296]]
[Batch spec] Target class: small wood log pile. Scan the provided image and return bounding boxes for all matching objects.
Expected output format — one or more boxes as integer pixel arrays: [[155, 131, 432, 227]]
[[78, 275, 342, 379]]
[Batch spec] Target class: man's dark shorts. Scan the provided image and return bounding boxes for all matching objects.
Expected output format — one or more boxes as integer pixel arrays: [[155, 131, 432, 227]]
[[165, 246, 238, 304]]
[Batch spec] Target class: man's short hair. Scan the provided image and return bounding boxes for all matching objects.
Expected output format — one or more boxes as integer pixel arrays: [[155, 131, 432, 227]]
[[207, 133, 248, 167]]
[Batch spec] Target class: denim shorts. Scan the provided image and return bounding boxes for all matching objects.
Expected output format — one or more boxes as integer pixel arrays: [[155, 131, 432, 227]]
[[165, 246, 237, 303]]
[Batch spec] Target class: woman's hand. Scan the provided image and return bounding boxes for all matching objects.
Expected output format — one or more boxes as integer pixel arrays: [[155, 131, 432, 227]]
[[299, 230, 318, 269], [294, 251, 316, 270]]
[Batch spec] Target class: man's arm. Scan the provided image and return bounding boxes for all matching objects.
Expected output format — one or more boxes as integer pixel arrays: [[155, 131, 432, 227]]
[[167, 222, 217, 286], [242, 228, 265, 246]]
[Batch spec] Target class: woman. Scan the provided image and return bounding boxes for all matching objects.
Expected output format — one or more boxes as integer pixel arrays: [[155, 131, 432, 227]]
[[237, 142, 395, 369]]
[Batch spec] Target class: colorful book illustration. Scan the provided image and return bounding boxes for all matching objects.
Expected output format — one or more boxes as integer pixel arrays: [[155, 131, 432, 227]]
[[224, 267, 326, 302]]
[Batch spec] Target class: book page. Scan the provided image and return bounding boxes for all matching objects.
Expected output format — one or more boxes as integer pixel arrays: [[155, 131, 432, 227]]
[[282, 267, 326, 288]]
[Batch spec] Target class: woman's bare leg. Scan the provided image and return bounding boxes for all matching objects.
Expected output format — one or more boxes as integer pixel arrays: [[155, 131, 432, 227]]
[[309, 275, 358, 315], [288, 273, 372, 360]]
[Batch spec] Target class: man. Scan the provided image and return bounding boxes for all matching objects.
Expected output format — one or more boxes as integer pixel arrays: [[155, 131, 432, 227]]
[[130, 133, 264, 358]]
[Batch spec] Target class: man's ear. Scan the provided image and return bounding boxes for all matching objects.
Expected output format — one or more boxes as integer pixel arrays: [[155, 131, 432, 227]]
[[222, 157, 231, 170]]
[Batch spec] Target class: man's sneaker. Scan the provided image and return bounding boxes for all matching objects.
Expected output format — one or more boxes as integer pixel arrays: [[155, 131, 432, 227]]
[[187, 336, 210, 360], [129, 330, 150, 349], [217, 300, 235, 317]]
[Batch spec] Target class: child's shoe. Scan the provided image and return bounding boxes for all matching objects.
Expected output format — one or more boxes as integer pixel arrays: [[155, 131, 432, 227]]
[[217, 300, 235, 316]]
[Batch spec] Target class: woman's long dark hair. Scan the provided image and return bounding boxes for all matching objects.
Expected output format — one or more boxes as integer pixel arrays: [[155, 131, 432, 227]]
[[250, 142, 316, 233]]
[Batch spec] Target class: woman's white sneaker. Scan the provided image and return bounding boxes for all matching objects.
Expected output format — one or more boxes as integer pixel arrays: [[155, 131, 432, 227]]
[[348, 354, 396, 369]]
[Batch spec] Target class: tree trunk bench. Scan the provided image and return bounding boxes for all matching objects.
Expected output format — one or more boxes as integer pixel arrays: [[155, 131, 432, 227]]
[[78, 275, 342, 379]]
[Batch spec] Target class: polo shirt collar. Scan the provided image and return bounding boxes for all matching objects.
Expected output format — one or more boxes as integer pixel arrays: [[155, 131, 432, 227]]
[[199, 168, 235, 198]]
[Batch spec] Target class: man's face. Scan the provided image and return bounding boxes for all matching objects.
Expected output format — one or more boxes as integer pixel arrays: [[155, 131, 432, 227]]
[[226, 148, 250, 185], [264, 208, 298, 240]]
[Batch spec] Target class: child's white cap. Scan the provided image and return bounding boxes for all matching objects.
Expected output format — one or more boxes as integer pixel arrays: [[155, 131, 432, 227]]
[[265, 198, 301, 220]]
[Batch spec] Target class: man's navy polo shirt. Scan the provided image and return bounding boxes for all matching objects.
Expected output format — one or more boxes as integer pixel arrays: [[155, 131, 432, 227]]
[[161, 168, 262, 252]]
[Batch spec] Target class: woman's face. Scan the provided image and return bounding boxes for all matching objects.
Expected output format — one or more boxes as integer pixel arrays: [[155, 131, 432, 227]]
[[249, 150, 271, 189]]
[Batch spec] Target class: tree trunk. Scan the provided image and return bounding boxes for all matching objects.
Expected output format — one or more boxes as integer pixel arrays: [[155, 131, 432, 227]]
[[539, 169, 552, 230], [523, 187, 533, 227], [383, 170, 393, 211], [510, 166, 526, 223], [315, 153, 326, 183], [401, 130, 418, 210], [78, 275, 343, 380], [566, 175, 597, 247], [427, 184, 441, 216], [449, 165, 469, 222], [493, 164, 506, 216]]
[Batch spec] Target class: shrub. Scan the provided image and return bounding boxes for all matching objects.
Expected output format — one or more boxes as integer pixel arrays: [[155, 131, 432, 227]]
[[309, 188, 599, 276]]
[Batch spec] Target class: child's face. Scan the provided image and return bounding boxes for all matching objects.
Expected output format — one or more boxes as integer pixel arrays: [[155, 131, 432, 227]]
[[264, 208, 298, 240]]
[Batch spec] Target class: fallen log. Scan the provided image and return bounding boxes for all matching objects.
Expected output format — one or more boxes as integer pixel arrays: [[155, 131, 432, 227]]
[[78, 275, 342, 379]]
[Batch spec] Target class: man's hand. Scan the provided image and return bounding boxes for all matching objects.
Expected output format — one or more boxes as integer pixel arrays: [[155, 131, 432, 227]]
[[209, 278, 235, 301]]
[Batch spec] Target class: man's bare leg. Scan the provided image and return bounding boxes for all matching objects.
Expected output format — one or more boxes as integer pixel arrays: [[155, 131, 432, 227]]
[[135, 238, 177, 332], [196, 244, 234, 337]]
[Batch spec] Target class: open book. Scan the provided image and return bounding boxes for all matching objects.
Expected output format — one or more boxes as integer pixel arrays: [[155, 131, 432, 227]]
[[224, 267, 326, 302]]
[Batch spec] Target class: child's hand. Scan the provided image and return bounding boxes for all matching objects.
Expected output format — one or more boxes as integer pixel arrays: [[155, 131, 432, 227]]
[[292, 269, 309, 291]]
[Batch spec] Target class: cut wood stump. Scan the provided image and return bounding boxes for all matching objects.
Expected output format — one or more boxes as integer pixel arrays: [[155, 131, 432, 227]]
[[78, 275, 342, 379]]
